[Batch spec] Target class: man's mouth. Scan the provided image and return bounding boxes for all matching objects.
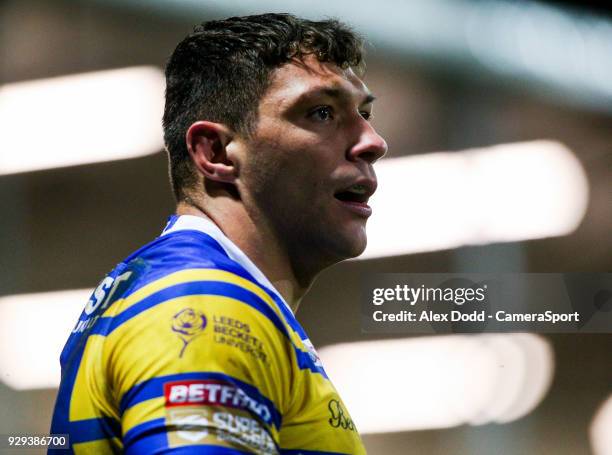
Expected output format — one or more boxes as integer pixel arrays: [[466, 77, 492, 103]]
[[333, 180, 376, 217], [334, 184, 370, 204]]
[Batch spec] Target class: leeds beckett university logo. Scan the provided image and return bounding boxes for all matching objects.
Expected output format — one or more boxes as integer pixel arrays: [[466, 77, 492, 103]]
[[172, 308, 207, 357]]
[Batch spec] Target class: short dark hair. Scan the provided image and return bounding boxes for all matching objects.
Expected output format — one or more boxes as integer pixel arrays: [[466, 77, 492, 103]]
[[162, 13, 365, 201]]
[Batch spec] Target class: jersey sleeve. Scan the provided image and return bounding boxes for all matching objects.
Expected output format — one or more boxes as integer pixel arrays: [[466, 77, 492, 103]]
[[102, 268, 293, 455]]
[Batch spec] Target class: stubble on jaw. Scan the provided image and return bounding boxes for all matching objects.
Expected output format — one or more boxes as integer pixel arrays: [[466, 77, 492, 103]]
[[235, 58, 371, 276]]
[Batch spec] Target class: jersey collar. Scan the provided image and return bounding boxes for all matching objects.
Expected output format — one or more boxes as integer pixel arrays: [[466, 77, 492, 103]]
[[161, 214, 294, 315]]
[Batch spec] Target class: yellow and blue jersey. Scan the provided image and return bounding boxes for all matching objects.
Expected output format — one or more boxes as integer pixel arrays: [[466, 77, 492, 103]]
[[50, 215, 366, 454]]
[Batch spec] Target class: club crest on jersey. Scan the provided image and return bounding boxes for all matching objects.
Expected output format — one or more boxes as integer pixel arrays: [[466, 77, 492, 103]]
[[172, 308, 207, 357], [167, 409, 209, 442]]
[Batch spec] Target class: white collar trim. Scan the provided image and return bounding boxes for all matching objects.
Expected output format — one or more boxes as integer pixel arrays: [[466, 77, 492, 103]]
[[162, 214, 294, 315]]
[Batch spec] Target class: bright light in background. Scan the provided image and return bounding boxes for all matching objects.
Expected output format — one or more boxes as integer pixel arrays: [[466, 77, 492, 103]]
[[0, 66, 165, 175], [467, 334, 554, 425], [0, 290, 90, 390], [104, 0, 612, 113], [318, 334, 554, 433], [361, 140, 588, 259], [464, 0, 612, 109], [591, 395, 612, 455]]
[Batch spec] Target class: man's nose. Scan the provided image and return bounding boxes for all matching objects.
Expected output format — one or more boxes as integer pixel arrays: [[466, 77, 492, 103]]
[[347, 121, 388, 164]]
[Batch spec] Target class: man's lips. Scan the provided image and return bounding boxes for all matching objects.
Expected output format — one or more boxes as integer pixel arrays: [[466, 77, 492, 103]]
[[335, 198, 373, 218], [333, 177, 377, 218], [333, 178, 377, 201]]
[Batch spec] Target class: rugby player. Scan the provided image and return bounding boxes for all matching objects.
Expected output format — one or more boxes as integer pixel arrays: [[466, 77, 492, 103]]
[[50, 13, 387, 454]]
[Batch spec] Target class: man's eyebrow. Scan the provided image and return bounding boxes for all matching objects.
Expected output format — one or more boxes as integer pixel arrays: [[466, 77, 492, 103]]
[[294, 87, 376, 106], [362, 92, 376, 104]]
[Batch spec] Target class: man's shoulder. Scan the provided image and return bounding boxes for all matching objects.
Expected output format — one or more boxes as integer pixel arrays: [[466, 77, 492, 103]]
[[132, 228, 229, 269], [104, 229, 281, 324], [86, 228, 293, 366], [119, 229, 249, 290]]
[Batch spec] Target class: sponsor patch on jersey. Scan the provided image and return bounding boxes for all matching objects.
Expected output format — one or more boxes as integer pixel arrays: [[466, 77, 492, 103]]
[[165, 407, 278, 454], [167, 408, 209, 442], [164, 380, 273, 426], [212, 315, 269, 364], [210, 410, 277, 453], [327, 398, 357, 432]]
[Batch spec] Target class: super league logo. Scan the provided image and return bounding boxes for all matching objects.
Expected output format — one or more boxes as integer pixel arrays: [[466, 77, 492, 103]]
[[172, 308, 207, 357]]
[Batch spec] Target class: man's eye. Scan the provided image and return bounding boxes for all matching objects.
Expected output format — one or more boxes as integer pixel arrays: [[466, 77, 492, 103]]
[[309, 106, 334, 122], [360, 111, 372, 121]]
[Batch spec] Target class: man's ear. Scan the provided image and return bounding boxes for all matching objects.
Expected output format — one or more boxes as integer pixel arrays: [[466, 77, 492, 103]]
[[185, 121, 237, 184]]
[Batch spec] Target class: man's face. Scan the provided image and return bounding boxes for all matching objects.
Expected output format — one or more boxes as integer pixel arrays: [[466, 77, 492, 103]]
[[237, 55, 387, 270]]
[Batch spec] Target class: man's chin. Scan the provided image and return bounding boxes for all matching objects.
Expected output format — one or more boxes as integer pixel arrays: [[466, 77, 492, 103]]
[[348, 239, 368, 259], [334, 229, 368, 260]]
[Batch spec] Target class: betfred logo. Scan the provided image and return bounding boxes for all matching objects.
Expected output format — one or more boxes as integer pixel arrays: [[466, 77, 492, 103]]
[[163, 380, 272, 425]]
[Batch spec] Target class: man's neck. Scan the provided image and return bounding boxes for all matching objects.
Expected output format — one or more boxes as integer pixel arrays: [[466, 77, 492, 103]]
[[176, 199, 309, 312]]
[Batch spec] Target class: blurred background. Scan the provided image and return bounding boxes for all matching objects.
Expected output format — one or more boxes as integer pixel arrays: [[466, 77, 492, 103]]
[[0, 0, 610, 454]]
